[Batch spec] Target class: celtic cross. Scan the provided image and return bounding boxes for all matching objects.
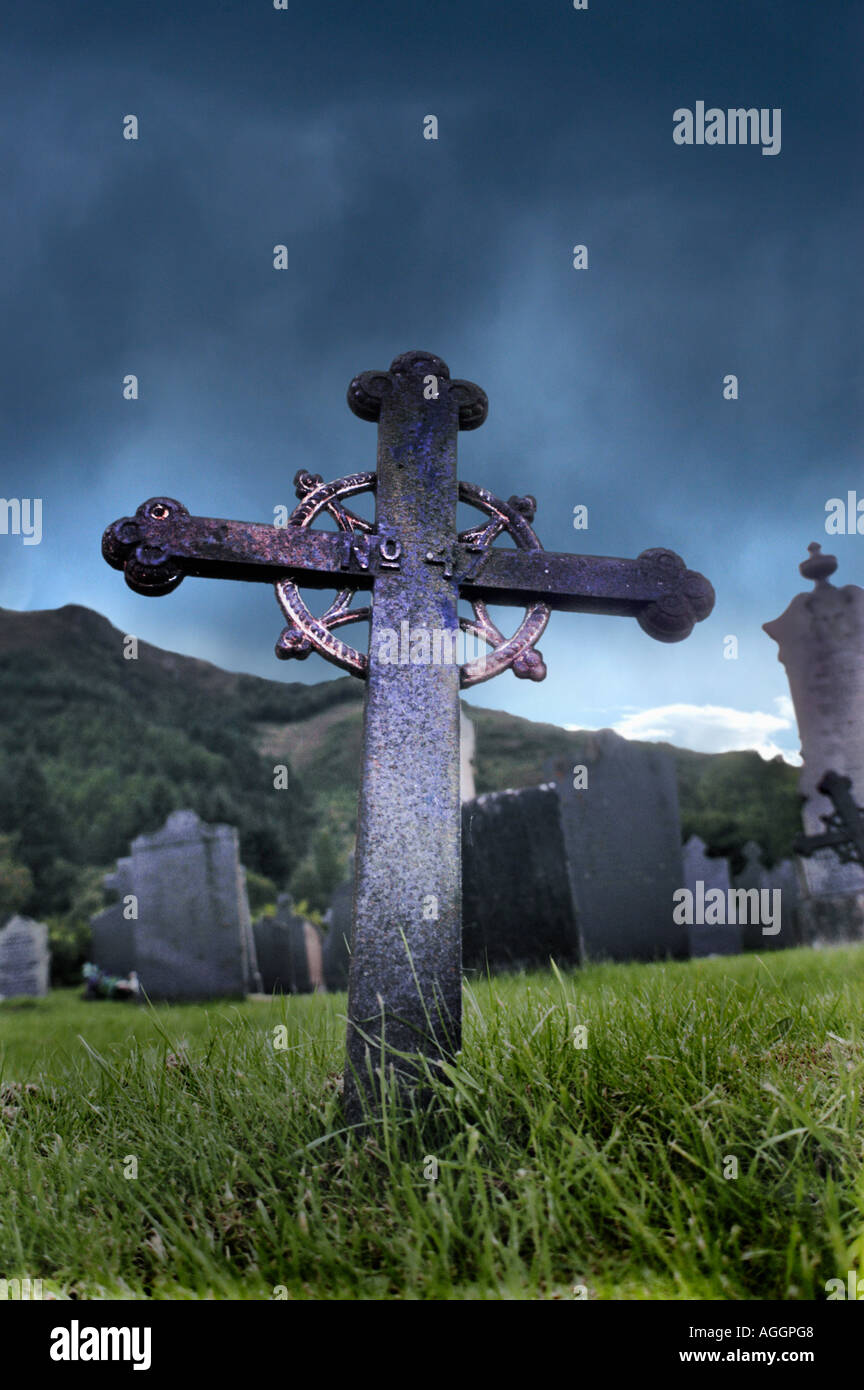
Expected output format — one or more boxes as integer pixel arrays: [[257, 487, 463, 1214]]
[[794, 770, 864, 868], [102, 349, 714, 1118]]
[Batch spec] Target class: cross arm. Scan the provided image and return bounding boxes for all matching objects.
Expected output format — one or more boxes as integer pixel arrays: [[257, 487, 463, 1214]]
[[458, 544, 715, 642], [793, 829, 850, 854], [102, 497, 382, 596], [793, 771, 864, 865]]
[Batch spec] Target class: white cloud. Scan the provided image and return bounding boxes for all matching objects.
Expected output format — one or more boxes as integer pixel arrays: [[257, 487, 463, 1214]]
[[567, 698, 801, 764]]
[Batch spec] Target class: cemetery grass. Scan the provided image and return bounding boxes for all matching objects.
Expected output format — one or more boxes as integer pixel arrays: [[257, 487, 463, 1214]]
[[1, 948, 863, 1301]]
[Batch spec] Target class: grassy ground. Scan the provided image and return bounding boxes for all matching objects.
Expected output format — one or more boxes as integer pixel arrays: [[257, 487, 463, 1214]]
[[1, 945, 863, 1300]]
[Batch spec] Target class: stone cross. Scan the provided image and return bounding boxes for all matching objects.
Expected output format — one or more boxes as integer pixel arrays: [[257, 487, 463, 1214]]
[[793, 770, 864, 868], [102, 348, 714, 1117]]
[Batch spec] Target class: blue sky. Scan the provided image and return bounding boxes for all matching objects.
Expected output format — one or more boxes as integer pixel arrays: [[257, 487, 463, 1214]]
[[0, 1, 861, 761]]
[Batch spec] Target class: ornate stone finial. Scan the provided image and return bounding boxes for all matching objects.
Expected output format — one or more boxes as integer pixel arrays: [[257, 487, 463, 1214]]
[[347, 349, 488, 430], [799, 541, 838, 586]]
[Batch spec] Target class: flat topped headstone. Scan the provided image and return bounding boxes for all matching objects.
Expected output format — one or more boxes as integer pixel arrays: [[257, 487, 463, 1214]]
[[0, 915, 50, 998], [254, 892, 324, 994], [129, 809, 258, 1001], [462, 784, 580, 971], [545, 730, 686, 962]]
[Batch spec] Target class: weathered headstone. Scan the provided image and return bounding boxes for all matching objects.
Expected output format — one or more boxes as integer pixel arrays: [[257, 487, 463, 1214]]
[[89, 857, 136, 976], [760, 857, 802, 949], [130, 810, 259, 1001], [730, 842, 801, 952], [254, 893, 324, 994], [237, 865, 264, 994], [544, 731, 686, 962], [0, 916, 51, 998], [763, 544, 864, 943], [461, 785, 579, 971], [682, 835, 738, 957], [102, 347, 713, 1115]]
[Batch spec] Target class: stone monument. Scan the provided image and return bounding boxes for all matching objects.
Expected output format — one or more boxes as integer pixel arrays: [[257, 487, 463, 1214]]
[[254, 893, 324, 994], [764, 543, 864, 943], [545, 731, 686, 962], [0, 916, 51, 998], [118, 810, 261, 1000], [461, 785, 580, 972]]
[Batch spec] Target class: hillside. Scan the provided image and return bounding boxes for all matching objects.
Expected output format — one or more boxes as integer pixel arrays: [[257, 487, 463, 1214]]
[[0, 604, 801, 973]]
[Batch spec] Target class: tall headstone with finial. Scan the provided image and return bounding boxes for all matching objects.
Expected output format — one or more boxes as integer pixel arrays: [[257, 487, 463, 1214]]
[[763, 543, 864, 943]]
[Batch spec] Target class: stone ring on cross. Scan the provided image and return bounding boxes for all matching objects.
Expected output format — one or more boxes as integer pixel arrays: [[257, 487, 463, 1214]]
[[270, 467, 552, 688]]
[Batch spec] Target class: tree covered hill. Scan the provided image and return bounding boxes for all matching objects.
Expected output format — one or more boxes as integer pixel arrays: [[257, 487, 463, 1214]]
[[0, 603, 802, 941]]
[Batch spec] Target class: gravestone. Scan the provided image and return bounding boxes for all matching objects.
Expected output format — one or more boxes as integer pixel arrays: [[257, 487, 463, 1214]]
[[322, 868, 353, 991], [130, 810, 259, 1001], [731, 843, 801, 952], [237, 865, 263, 994], [0, 916, 51, 998], [254, 893, 324, 994], [461, 785, 580, 971], [545, 731, 686, 962], [682, 835, 739, 956], [764, 544, 864, 943], [734, 842, 774, 952], [760, 857, 802, 949], [89, 857, 136, 976]]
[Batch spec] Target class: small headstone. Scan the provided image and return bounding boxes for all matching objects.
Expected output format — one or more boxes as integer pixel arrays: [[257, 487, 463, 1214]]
[[733, 842, 799, 952], [90, 857, 136, 977], [682, 835, 739, 957], [130, 810, 259, 1001], [322, 869, 353, 991], [0, 916, 50, 998], [760, 857, 802, 949], [732, 842, 768, 952], [545, 730, 686, 962], [461, 785, 580, 971], [254, 893, 324, 994]]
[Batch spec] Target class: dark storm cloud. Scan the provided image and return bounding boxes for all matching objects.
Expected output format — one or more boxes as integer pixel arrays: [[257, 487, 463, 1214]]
[[0, 1, 861, 752]]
